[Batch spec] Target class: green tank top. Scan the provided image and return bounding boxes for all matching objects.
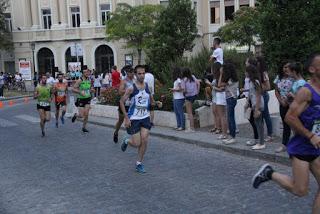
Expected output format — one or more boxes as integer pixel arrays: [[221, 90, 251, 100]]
[[37, 85, 51, 106], [79, 79, 91, 99]]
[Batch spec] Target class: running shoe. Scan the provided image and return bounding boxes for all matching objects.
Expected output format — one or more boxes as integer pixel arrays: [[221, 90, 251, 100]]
[[82, 128, 89, 133], [71, 114, 77, 123], [61, 116, 65, 124], [121, 137, 128, 152], [252, 164, 274, 189], [136, 164, 146, 174], [113, 132, 118, 143], [246, 140, 257, 146]]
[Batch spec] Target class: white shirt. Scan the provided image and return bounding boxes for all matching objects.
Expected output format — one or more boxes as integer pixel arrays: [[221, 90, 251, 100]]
[[15, 74, 22, 81], [102, 74, 110, 85], [47, 77, 55, 85], [212, 47, 223, 64], [93, 76, 102, 87], [144, 73, 155, 95], [173, 78, 184, 100]]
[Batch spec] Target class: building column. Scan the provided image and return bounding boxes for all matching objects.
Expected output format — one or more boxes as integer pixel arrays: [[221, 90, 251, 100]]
[[219, 0, 225, 26], [234, 0, 240, 11], [22, 0, 32, 29], [50, 0, 60, 28], [249, 0, 255, 7], [112, 0, 117, 12], [30, 0, 40, 29], [58, 0, 68, 27], [80, 0, 89, 27], [88, 0, 97, 26]]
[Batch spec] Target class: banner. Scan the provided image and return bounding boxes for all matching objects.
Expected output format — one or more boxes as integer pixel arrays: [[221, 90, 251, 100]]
[[19, 61, 32, 80], [68, 62, 81, 72]]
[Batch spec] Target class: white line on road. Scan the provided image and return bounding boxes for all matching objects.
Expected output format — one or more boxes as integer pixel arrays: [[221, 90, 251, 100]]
[[0, 118, 18, 127], [15, 114, 40, 123]]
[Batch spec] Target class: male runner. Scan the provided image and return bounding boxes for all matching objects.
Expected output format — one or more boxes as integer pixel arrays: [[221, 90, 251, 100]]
[[120, 65, 155, 173], [113, 65, 135, 143], [53, 73, 68, 128], [71, 68, 95, 133], [252, 53, 320, 213], [34, 74, 52, 137]]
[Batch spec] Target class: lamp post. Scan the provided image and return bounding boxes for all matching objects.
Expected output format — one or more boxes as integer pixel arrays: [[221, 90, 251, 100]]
[[30, 42, 36, 86]]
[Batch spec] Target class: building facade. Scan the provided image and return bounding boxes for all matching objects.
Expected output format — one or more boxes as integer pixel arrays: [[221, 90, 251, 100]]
[[1, 0, 255, 78]]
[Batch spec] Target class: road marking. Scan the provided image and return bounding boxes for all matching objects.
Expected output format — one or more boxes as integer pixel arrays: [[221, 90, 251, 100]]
[[0, 118, 18, 127], [15, 114, 40, 123]]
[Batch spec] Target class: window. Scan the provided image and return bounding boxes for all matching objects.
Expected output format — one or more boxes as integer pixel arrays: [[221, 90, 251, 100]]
[[71, 7, 80, 27], [100, 4, 111, 25], [240, 0, 249, 7], [224, 0, 234, 21], [160, 0, 169, 7], [210, 1, 220, 24], [4, 13, 12, 32], [42, 9, 52, 29]]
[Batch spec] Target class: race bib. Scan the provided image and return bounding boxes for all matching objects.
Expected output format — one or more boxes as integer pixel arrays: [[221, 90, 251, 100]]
[[134, 106, 148, 117], [83, 89, 90, 96], [312, 120, 320, 136], [57, 91, 65, 96], [39, 101, 50, 107]]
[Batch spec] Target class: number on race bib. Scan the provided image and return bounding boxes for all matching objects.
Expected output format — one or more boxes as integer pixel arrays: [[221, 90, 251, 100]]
[[39, 101, 50, 107], [312, 120, 320, 136]]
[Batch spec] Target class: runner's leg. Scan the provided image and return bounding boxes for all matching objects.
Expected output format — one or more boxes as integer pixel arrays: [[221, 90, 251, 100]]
[[137, 127, 149, 162], [82, 104, 90, 129], [55, 104, 60, 127], [309, 157, 320, 213]]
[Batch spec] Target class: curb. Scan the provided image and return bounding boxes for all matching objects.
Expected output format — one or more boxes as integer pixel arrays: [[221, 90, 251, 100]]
[[86, 119, 290, 166], [0, 94, 33, 101]]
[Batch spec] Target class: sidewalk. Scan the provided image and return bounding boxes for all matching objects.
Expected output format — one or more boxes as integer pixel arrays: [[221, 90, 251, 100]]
[[87, 116, 290, 166]]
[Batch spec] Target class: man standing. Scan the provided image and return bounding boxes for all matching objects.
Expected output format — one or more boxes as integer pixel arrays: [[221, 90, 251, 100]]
[[209, 37, 223, 65], [53, 73, 68, 128], [120, 65, 154, 173], [72, 67, 95, 133], [113, 65, 135, 143], [34, 74, 52, 137], [252, 53, 320, 213], [111, 65, 121, 89]]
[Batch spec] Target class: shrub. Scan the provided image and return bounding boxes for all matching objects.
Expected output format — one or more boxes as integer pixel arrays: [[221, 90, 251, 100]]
[[100, 87, 120, 106]]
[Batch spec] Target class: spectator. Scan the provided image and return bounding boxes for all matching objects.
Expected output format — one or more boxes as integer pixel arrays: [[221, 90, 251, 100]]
[[111, 65, 121, 88], [102, 71, 111, 88], [204, 67, 214, 106], [182, 67, 200, 132], [46, 72, 55, 86], [170, 67, 185, 131], [287, 62, 306, 100], [93, 73, 102, 98], [209, 37, 223, 65]]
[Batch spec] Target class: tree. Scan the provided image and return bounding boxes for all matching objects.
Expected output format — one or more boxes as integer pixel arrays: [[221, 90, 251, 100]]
[[147, 0, 198, 65], [105, 3, 162, 64], [0, 0, 13, 50], [257, 0, 320, 71], [214, 6, 259, 52]]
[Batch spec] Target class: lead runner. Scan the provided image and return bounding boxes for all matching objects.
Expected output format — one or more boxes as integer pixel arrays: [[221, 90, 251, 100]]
[[119, 65, 155, 174]]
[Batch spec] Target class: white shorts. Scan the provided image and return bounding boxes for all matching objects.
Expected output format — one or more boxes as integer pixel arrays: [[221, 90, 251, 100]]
[[215, 92, 226, 106]]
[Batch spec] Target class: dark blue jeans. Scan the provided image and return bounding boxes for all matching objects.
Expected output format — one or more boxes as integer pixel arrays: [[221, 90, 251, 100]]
[[173, 98, 185, 129], [226, 97, 237, 138], [263, 92, 273, 136]]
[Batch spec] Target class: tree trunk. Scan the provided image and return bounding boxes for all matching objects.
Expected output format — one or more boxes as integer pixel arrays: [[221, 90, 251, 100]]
[[137, 48, 142, 65]]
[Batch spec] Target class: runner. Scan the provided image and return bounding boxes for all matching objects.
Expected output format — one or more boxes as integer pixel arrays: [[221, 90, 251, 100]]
[[113, 65, 135, 143], [120, 65, 155, 173], [71, 67, 95, 133], [252, 53, 320, 213], [53, 73, 68, 128], [34, 74, 52, 137]]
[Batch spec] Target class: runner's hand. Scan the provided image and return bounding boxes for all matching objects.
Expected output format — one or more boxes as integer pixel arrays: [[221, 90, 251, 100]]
[[124, 117, 131, 128], [310, 135, 320, 149]]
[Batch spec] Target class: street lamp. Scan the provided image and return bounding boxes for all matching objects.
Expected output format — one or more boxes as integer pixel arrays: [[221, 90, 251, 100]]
[[30, 42, 36, 86]]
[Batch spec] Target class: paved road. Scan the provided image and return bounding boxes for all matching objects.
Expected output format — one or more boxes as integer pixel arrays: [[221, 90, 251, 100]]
[[0, 100, 316, 213]]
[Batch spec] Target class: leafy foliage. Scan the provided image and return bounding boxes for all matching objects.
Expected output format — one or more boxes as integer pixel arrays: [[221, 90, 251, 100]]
[[214, 6, 259, 52], [0, 0, 13, 50], [105, 3, 162, 64]]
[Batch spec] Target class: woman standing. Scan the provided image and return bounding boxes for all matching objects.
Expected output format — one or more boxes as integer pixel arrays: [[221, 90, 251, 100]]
[[182, 67, 200, 132], [274, 62, 294, 152], [170, 67, 185, 131], [219, 62, 239, 144]]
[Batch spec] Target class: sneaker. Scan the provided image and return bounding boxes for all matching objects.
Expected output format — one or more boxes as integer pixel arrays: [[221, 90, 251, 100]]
[[252, 144, 266, 150], [60, 116, 65, 125], [265, 136, 273, 142], [246, 140, 257, 146], [82, 128, 89, 133], [218, 134, 227, 140], [113, 132, 118, 143], [177, 127, 184, 131], [252, 164, 273, 189], [136, 164, 146, 174], [71, 114, 77, 123], [223, 138, 236, 145], [121, 137, 129, 152]]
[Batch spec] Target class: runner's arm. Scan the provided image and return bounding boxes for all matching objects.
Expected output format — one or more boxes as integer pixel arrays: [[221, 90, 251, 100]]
[[118, 80, 126, 96], [120, 87, 133, 119], [285, 87, 312, 139], [72, 80, 81, 94]]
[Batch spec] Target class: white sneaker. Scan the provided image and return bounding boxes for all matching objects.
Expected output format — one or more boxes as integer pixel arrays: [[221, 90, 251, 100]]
[[218, 134, 227, 140], [223, 138, 236, 145], [252, 144, 266, 150], [264, 136, 273, 142], [246, 140, 257, 146]]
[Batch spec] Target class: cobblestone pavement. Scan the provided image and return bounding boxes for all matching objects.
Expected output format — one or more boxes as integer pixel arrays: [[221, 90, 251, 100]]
[[0, 101, 316, 213]]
